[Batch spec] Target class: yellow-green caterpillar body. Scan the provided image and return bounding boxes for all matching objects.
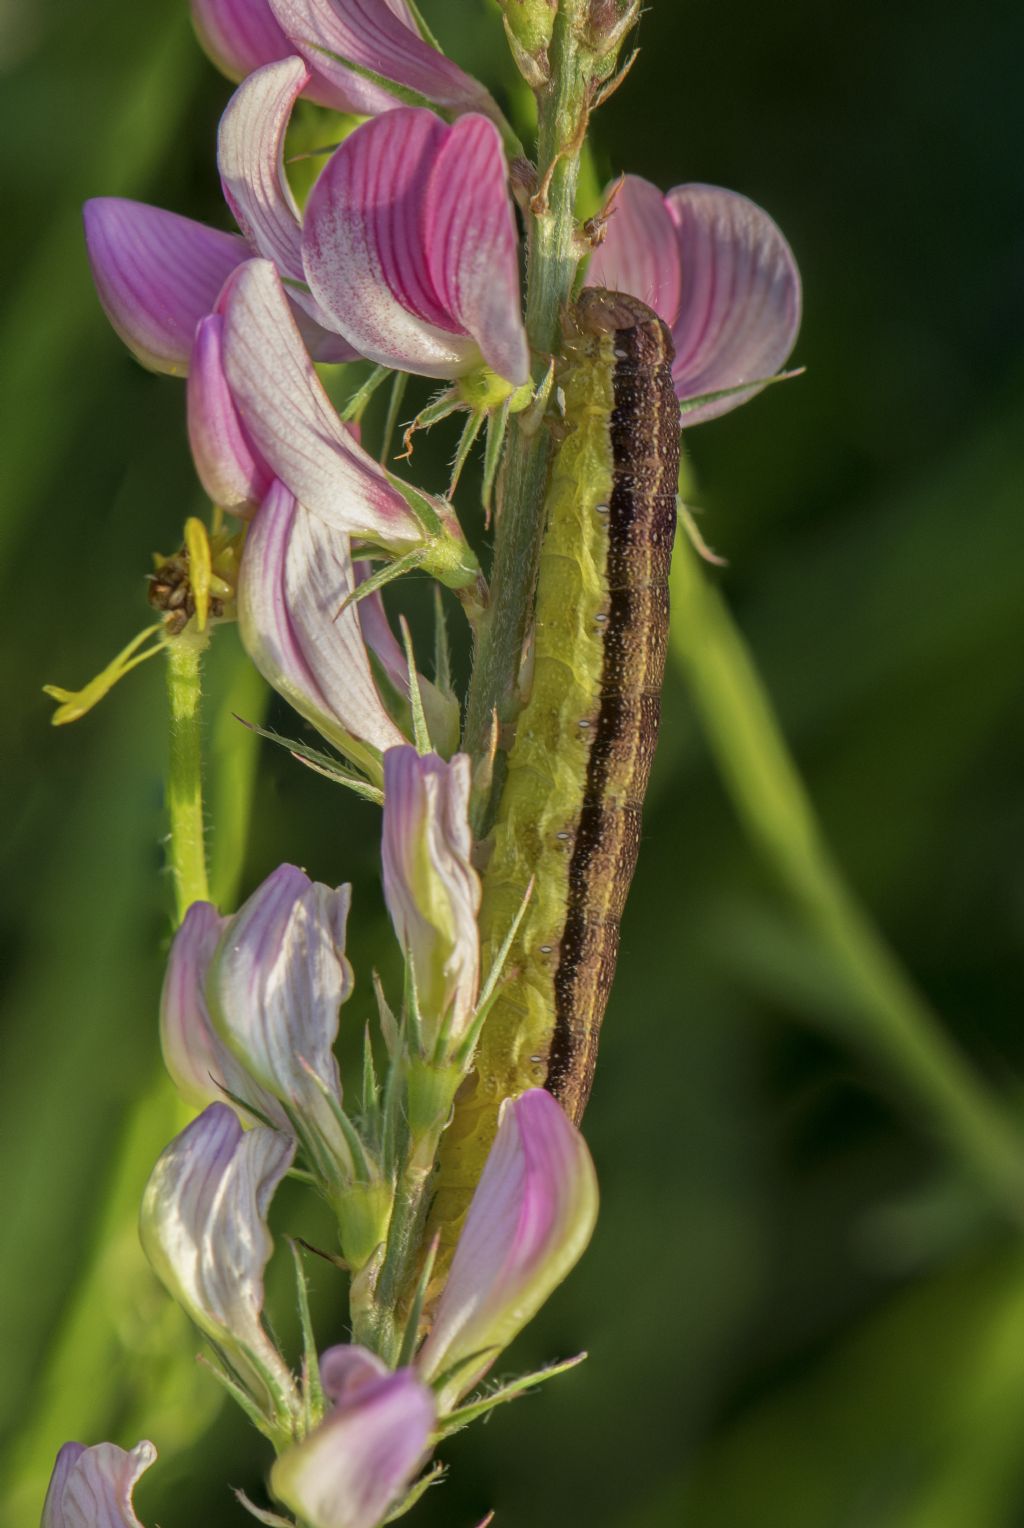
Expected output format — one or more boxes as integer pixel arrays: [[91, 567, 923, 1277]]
[[434, 290, 679, 1227]]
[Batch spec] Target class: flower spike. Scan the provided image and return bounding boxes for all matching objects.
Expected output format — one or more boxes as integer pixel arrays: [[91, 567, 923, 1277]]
[[587, 174, 801, 423]]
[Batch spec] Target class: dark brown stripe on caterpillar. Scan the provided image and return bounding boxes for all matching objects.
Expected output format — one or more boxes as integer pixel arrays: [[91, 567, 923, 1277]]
[[545, 289, 679, 1121], [430, 290, 678, 1234]]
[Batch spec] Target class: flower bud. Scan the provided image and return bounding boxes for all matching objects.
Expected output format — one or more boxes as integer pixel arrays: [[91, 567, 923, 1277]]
[[271, 1347, 436, 1528], [42, 1440, 156, 1528], [499, 0, 556, 86], [159, 899, 287, 1129], [140, 1104, 299, 1430], [418, 1090, 598, 1409], [381, 749, 481, 1059], [208, 864, 356, 1185]]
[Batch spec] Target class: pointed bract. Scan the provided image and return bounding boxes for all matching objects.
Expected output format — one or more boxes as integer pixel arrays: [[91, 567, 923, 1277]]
[[238, 480, 409, 769], [269, 0, 495, 119], [83, 198, 248, 375], [381, 748, 480, 1050], [418, 1090, 598, 1408], [587, 175, 801, 423], [42, 1440, 156, 1528], [140, 1105, 298, 1421], [271, 1358, 436, 1528], [303, 110, 528, 383]]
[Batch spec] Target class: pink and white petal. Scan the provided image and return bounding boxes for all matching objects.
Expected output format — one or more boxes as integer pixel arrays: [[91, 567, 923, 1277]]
[[188, 315, 275, 514], [269, 0, 493, 119], [238, 480, 408, 767], [192, 0, 294, 81], [423, 116, 528, 385], [586, 173, 682, 327], [666, 183, 801, 423], [159, 900, 232, 1110], [320, 1344, 391, 1406], [418, 1089, 598, 1407], [140, 1105, 297, 1411], [303, 110, 479, 378], [42, 1442, 86, 1528], [292, 301, 362, 365], [218, 57, 309, 282], [212, 864, 351, 1114], [221, 260, 422, 543], [192, 0, 368, 110], [83, 200, 248, 375], [271, 1368, 436, 1528], [50, 1441, 157, 1528], [160, 898, 289, 1127]]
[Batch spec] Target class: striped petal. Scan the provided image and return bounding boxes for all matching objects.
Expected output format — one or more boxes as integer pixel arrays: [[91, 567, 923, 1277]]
[[237, 480, 409, 768], [188, 314, 274, 514], [586, 176, 801, 424], [666, 183, 802, 422], [210, 864, 351, 1122], [271, 1364, 435, 1528], [83, 198, 247, 375], [418, 1089, 598, 1409], [140, 1105, 298, 1419], [42, 1440, 156, 1528], [586, 173, 682, 326], [192, 0, 355, 110], [269, 0, 493, 119], [303, 110, 527, 382], [160, 899, 288, 1127], [218, 56, 308, 282], [220, 259, 424, 545]]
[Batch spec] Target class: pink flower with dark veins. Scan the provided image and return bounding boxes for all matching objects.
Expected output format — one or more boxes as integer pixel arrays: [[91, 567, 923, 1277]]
[[587, 173, 802, 424]]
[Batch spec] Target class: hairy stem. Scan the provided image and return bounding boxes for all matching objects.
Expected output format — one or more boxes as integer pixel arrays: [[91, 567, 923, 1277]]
[[462, 0, 591, 777], [165, 633, 211, 921]]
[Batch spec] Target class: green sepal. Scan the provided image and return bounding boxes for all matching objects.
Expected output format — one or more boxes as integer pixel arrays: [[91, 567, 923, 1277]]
[[679, 366, 806, 421], [288, 1240, 326, 1427], [384, 1463, 447, 1522], [232, 719, 384, 804], [234, 1490, 295, 1527], [439, 1352, 587, 1435]]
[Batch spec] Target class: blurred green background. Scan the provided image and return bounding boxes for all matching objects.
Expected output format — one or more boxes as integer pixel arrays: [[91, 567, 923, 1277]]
[[2, 0, 1024, 1523]]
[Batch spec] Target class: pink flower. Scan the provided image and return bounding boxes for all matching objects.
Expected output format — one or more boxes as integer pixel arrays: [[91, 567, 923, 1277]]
[[268, 0, 499, 120], [418, 1090, 598, 1409], [302, 108, 529, 383], [42, 1441, 156, 1528], [587, 174, 801, 424], [271, 1346, 436, 1528]]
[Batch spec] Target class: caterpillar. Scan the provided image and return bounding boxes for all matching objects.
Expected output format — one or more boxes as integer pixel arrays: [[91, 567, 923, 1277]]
[[433, 288, 679, 1226]]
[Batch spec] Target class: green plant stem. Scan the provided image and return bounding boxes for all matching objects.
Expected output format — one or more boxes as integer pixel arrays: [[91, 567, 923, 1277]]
[[462, 0, 590, 771], [669, 536, 1024, 1216], [166, 632, 211, 921]]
